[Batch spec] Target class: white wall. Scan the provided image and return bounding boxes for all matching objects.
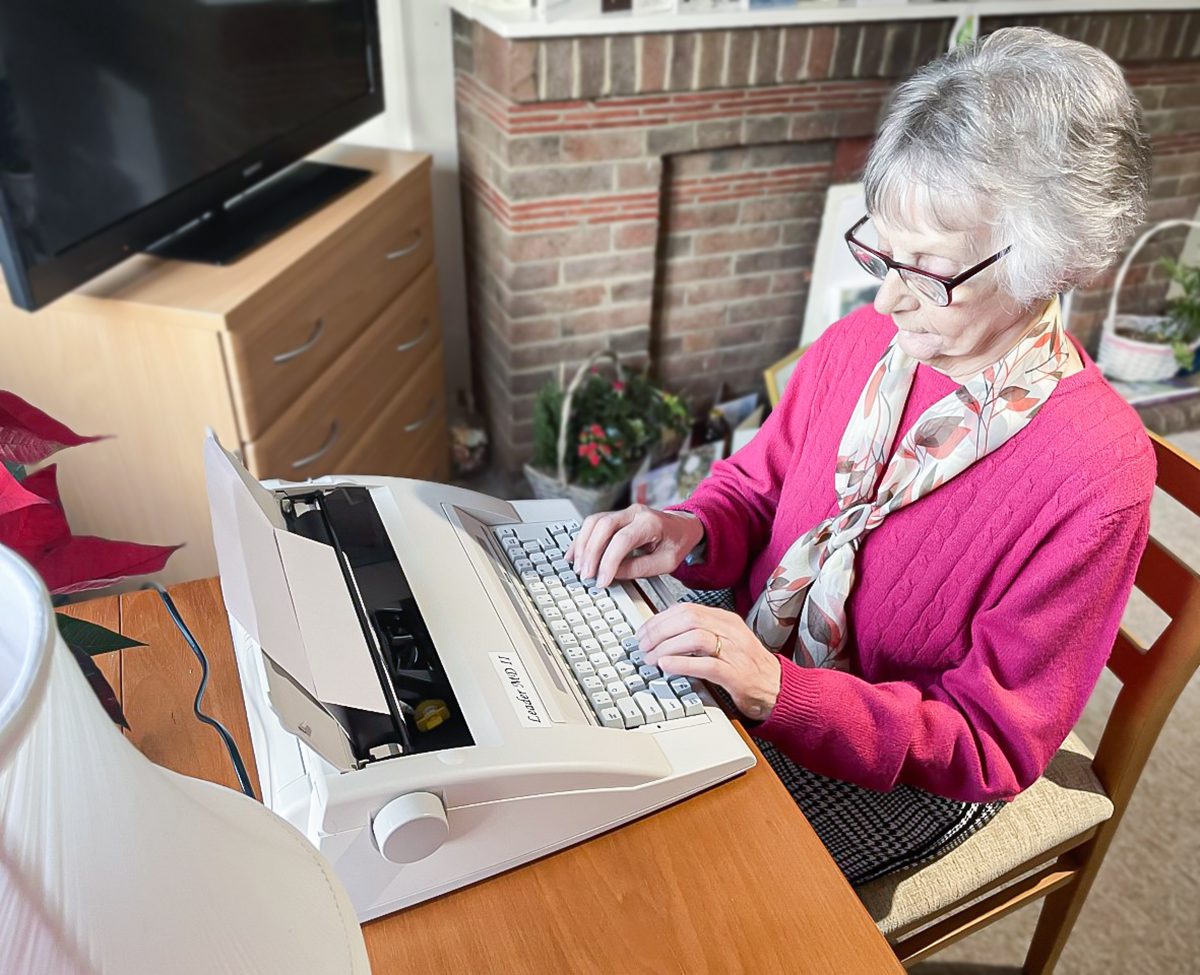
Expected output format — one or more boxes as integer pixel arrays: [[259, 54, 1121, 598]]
[[343, 0, 472, 414]]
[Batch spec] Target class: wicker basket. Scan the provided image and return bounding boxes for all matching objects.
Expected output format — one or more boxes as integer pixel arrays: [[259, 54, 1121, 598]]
[[523, 350, 632, 518], [1097, 218, 1200, 383]]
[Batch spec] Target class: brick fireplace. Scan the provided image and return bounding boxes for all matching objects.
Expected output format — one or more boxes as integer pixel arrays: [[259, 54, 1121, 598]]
[[452, 10, 1200, 469]]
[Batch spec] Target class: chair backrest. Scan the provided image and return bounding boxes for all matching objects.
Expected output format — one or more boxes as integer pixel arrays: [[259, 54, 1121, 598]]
[[1093, 432, 1200, 819]]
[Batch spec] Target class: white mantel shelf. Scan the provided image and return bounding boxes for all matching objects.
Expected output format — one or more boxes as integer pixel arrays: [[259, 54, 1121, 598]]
[[450, 1, 1200, 40]]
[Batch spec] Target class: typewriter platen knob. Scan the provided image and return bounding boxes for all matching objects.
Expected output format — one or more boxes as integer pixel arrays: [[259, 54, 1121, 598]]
[[372, 792, 449, 864]]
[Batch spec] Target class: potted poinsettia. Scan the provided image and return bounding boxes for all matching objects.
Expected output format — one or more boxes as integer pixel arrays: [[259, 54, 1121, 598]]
[[1, 391, 179, 725], [525, 351, 690, 516]]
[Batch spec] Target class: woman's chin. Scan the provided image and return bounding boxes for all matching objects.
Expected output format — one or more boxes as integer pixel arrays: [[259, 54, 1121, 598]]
[[896, 330, 944, 360]]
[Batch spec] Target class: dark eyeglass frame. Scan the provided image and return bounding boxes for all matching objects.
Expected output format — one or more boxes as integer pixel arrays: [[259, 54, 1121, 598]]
[[844, 214, 1012, 307]]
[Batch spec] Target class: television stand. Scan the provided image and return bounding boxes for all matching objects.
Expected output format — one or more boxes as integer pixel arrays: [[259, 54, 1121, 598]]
[[147, 161, 369, 265]]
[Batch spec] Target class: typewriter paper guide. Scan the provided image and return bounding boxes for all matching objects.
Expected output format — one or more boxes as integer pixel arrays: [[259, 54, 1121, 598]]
[[203, 435, 388, 715]]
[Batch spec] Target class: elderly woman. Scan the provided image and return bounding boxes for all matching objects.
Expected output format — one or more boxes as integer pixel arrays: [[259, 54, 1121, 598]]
[[566, 26, 1156, 885]]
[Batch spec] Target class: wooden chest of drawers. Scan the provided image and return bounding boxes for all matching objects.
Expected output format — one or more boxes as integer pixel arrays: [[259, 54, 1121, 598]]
[[0, 145, 449, 584]]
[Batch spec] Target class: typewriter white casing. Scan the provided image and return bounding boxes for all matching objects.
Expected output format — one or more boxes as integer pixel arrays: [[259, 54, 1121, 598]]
[[203, 435, 754, 921]]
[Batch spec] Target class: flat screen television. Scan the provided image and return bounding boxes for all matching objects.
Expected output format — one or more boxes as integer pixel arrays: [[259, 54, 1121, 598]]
[[0, 0, 383, 312]]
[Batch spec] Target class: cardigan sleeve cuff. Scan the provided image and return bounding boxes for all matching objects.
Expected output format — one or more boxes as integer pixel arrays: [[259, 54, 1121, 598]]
[[665, 501, 722, 590], [749, 654, 822, 743]]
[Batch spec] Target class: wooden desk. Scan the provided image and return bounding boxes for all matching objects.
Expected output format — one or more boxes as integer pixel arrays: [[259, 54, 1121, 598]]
[[67, 579, 903, 974]]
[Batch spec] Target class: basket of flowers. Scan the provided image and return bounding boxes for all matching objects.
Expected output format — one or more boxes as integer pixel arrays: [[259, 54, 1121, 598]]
[[1097, 218, 1200, 382], [524, 350, 690, 517]]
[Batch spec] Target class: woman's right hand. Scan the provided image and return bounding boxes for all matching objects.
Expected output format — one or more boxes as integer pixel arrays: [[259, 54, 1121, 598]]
[[565, 504, 705, 589]]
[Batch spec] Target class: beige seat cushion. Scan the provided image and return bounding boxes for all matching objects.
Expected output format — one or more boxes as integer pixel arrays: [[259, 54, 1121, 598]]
[[857, 732, 1114, 937]]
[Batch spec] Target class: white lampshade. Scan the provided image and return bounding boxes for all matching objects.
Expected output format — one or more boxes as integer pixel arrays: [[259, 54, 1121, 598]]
[[0, 545, 371, 974]]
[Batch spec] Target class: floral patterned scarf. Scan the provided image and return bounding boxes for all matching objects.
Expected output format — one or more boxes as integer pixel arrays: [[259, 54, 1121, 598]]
[[746, 297, 1070, 668]]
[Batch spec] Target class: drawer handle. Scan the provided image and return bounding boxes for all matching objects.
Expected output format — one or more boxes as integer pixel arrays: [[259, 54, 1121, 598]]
[[404, 400, 437, 433], [386, 231, 422, 261], [273, 319, 325, 365], [291, 420, 341, 470], [396, 320, 431, 353]]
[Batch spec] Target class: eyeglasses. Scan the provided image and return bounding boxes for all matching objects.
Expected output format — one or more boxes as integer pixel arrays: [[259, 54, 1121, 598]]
[[844, 215, 1011, 307]]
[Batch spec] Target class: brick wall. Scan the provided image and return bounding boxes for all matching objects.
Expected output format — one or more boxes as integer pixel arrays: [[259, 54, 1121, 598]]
[[453, 10, 1200, 469]]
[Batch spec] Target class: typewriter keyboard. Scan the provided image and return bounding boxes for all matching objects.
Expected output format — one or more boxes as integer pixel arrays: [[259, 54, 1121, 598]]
[[494, 521, 707, 729]]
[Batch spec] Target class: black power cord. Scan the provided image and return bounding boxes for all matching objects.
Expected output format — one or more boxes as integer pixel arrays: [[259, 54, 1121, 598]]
[[141, 582, 256, 799]]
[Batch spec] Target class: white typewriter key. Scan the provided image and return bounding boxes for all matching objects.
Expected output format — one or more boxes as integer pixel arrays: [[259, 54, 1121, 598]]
[[598, 706, 624, 729], [527, 580, 547, 592], [588, 587, 605, 598], [581, 675, 604, 693], [573, 594, 592, 607], [596, 665, 619, 684], [572, 660, 596, 679], [617, 697, 644, 728], [520, 570, 540, 583], [535, 593, 554, 606], [537, 564, 556, 576], [680, 693, 704, 717], [515, 558, 533, 572], [590, 690, 614, 711], [581, 606, 601, 621], [603, 610, 624, 626], [558, 571, 578, 584], [660, 697, 684, 720], [543, 608, 564, 621], [669, 677, 693, 697], [599, 632, 620, 650], [572, 625, 593, 641], [604, 648, 624, 667], [588, 651, 609, 670], [566, 648, 586, 663], [549, 620, 570, 633], [580, 638, 601, 654], [529, 552, 548, 565], [638, 664, 661, 681], [606, 681, 628, 699], [523, 540, 541, 552], [554, 534, 573, 552], [564, 611, 584, 625], [555, 633, 579, 649], [623, 674, 647, 694], [596, 597, 616, 612], [614, 659, 637, 678], [565, 582, 585, 594], [633, 691, 665, 724], [612, 623, 634, 638], [545, 547, 563, 559], [552, 559, 570, 572]]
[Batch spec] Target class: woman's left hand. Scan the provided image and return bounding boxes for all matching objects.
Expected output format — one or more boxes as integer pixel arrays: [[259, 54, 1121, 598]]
[[637, 604, 782, 721]]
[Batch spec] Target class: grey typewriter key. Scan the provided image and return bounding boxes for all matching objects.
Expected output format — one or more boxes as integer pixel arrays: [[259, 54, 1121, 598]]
[[621, 636, 640, 652], [669, 676, 693, 697], [536, 564, 556, 576], [680, 693, 704, 717], [638, 664, 661, 681]]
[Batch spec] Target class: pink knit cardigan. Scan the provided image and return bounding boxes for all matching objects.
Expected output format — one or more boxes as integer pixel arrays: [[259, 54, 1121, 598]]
[[670, 304, 1154, 802]]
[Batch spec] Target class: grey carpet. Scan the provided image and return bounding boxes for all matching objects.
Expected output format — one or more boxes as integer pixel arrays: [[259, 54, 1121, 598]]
[[912, 429, 1200, 975]]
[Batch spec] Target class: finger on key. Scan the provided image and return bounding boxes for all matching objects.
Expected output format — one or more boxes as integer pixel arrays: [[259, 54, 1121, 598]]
[[566, 511, 600, 564], [642, 631, 708, 666], [596, 523, 651, 588], [569, 510, 612, 573], [577, 509, 630, 582], [637, 603, 712, 651]]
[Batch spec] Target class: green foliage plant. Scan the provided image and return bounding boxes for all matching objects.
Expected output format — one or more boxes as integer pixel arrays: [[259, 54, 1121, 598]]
[[531, 369, 689, 489]]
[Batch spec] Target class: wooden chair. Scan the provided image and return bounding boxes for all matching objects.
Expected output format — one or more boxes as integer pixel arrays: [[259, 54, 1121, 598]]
[[856, 431, 1200, 972]]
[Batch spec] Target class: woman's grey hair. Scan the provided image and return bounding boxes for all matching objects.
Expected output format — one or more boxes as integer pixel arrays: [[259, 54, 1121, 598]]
[[863, 26, 1152, 306]]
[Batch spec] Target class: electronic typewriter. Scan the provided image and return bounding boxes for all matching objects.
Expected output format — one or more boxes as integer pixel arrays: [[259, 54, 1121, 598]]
[[203, 433, 755, 921]]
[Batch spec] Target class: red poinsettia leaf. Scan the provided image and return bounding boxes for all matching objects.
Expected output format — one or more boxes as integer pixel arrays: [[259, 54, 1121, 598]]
[[0, 467, 71, 558], [36, 536, 182, 595], [0, 391, 105, 465], [19, 464, 64, 510]]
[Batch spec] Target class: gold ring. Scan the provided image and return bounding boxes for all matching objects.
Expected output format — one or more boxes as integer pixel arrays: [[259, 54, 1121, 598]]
[[713, 633, 723, 659]]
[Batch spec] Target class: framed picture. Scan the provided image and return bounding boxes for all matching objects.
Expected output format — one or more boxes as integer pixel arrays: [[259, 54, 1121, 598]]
[[763, 345, 808, 408], [801, 182, 880, 346]]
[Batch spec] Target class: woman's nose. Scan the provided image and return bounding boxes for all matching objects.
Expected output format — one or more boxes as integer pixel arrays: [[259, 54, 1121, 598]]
[[874, 270, 919, 316]]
